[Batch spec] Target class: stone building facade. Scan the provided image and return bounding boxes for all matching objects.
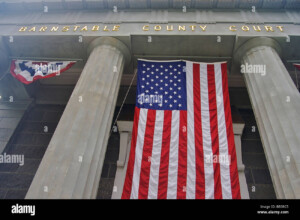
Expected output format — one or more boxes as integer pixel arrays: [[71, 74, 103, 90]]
[[0, 0, 300, 199]]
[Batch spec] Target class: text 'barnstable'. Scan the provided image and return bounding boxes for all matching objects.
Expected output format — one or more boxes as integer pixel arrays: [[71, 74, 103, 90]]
[[18, 24, 284, 33]]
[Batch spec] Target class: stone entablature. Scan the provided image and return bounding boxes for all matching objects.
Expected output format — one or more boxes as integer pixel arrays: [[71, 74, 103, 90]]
[[0, 10, 299, 25], [0, 9, 299, 37], [0, 0, 299, 11]]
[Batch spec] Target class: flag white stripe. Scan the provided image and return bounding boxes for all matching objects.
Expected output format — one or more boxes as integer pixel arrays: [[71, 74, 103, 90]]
[[214, 63, 232, 199], [130, 108, 148, 199], [186, 61, 196, 199], [148, 110, 164, 199], [200, 63, 214, 199], [167, 110, 179, 199]]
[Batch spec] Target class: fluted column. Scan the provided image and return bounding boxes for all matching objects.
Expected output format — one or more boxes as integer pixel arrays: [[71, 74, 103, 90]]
[[26, 37, 131, 199], [234, 37, 300, 199], [0, 37, 30, 100], [0, 37, 9, 76], [0, 37, 32, 154], [0, 37, 10, 153]]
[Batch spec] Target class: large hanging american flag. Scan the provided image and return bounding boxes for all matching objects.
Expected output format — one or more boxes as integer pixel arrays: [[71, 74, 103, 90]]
[[122, 59, 240, 199]]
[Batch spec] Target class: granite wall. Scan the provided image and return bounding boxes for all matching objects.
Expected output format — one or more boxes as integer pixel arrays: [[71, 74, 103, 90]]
[[0, 104, 64, 199]]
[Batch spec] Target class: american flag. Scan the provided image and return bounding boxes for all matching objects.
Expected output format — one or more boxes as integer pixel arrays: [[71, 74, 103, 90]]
[[122, 59, 240, 199]]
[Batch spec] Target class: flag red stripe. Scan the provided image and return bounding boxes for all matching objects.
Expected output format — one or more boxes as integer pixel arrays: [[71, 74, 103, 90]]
[[177, 110, 187, 199], [207, 64, 223, 199], [138, 109, 156, 199], [157, 110, 172, 199], [121, 107, 140, 199], [221, 63, 241, 199], [193, 63, 205, 199]]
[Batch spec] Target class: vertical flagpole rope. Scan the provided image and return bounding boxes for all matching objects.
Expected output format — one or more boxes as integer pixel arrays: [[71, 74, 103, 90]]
[[0, 62, 10, 83], [0, 72, 8, 82], [110, 68, 138, 136]]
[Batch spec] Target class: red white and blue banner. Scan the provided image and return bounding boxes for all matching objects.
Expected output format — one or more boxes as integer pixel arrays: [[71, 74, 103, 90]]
[[122, 59, 241, 199], [10, 60, 76, 84]]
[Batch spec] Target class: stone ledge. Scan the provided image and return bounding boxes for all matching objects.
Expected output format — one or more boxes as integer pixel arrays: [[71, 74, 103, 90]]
[[0, 0, 298, 10]]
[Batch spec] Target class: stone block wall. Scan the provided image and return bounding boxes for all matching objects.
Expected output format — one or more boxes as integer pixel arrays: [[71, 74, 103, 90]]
[[0, 104, 65, 199], [96, 105, 134, 199], [0, 101, 31, 154], [96, 133, 119, 199], [239, 109, 276, 199]]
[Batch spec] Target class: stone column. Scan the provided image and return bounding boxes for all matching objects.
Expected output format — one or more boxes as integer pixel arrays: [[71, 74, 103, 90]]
[[0, 36, 31, 100], [26, 37, 131, 199], [234, 37, 300, 199], [0, 38, 10, 153], [0, 37, 9, 76], [0, 37, 32, 154]]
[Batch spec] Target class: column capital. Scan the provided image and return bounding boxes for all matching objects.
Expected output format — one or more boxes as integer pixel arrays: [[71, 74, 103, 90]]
[[233, 37, 282, 65], [87, 37, 131, 66], [0, 37, 9, 77]]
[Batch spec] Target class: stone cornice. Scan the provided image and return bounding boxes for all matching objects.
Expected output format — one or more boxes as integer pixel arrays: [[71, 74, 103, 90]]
[[0, 36, 9, 76], [0, 10, 299, 26], [0, 0, 299, 11]]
